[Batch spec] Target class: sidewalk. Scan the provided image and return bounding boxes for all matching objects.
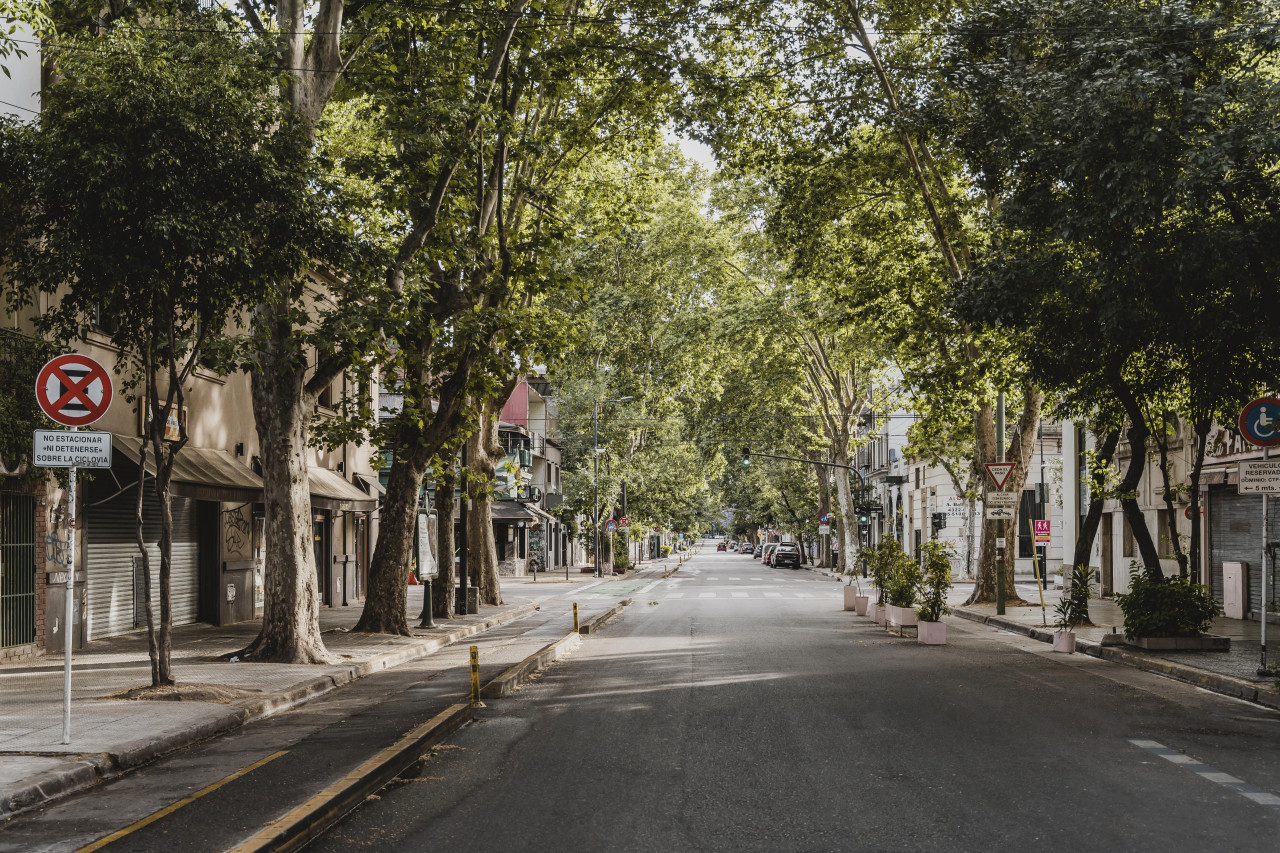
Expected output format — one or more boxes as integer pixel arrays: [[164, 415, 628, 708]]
[[0, 564, 673, 821], [820, 567, 1280, 710]]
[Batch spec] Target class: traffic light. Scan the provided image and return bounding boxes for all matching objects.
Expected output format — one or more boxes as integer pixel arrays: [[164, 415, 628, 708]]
[[857, 505, 869, 524], [742, 445, 750, 466]]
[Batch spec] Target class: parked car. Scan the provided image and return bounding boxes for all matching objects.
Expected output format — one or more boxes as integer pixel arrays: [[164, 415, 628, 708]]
[[716, 541, 727, 551], [753, 544, 763, 559], [773, 542, 802, 569], [762, 543, 779, 566]]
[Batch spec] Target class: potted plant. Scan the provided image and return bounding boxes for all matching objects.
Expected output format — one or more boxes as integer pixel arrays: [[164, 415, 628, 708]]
[[885, 555, 922, 634], [866, 541, 900, 624], [1114, 565, 1225, 650], [915, 541, 954, 645], [1052, 564, 1095, 653]]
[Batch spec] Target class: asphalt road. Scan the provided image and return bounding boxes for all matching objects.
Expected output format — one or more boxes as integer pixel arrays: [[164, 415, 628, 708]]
[[312, 551, 1280, 853]]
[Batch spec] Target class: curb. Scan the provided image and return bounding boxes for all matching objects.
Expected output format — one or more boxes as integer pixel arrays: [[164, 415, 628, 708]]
[[481, 632, 581, 700], [229, 702, 473, 853], [0, 602, 540, 822], [952, 607, 1280, 711], [235, 625, 601, 852]]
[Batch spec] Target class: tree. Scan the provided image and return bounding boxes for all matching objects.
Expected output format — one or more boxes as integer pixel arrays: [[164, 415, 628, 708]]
[[2, 13, 336, 681], [945, 0, 1280, 579]]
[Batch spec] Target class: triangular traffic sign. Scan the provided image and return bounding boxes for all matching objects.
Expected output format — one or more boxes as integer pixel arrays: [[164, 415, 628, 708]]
[[985, 462, 1016, 491]]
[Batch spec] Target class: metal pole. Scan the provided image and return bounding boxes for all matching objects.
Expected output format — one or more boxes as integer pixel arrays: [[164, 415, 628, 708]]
[[457, 445, 469, 616], [996, 391, 1006, 616], [593, 401, 600, 579], [1261, 445, 1269, 675], [63, 460, 76, 745]]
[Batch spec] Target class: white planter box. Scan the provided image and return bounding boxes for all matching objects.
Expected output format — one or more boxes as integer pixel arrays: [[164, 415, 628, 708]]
[[872, 605, 886, 625], [887, 605, 919, 628], [853, 595, 870, 616], [843, 585, 859, 611], [918, 621, 947, 645], [1052, 631, 1076, 653]]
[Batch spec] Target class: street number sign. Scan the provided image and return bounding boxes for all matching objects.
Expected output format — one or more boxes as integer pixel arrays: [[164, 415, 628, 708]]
[[35, 354, 113, 427], [984, 490, 1018, 508], [33, 429, 111, 469], [1034, 519, 1051, 542], [984, 462, 1016, 491], [1239, 459, 1280, 495], [985, 507, 1015, 520], [1238, 397, 1280, 448]]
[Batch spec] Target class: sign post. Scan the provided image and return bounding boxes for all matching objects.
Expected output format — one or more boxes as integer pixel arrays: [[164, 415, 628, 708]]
[[991, 393, 1007, 615], [1238, 397, 1280, 675], [33, 353, 113, 745]]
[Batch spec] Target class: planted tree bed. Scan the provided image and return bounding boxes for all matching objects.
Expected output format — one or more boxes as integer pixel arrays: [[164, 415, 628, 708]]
[[1126, 635, 1230, 652]]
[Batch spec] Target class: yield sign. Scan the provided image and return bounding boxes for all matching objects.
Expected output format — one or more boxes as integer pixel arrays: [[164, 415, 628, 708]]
[[35, 353, 114, 427], [984, 462, 1016, 491]]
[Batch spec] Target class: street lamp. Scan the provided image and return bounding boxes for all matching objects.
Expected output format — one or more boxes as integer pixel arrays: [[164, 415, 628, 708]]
[[594, 396, 632, 578]]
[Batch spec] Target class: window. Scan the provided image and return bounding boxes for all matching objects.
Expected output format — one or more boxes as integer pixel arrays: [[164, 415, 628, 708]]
[[1156, 508, 1172, 558], [1122, 513, 1135, 558]]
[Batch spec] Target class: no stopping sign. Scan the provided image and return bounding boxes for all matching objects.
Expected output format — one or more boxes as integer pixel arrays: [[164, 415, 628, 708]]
[[35, 354, 114, 427]]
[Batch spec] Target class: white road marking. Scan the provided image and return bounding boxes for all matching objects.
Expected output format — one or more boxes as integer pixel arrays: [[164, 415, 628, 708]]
[[699, 592, 716, 599], [794, 592, 813, 598], [669, 592, 684, 599], [732, 592, 748, 598], [764, 592, 782, 598], [1130, 739, 1280, 813]]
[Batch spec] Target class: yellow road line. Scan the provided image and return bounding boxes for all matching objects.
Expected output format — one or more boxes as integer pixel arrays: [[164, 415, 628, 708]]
[[76, 750, 289, 853]]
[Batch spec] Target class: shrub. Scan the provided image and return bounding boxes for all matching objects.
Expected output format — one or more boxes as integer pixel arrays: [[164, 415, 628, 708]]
[[886, 555, 922, 608], [1053, 564, 1095, 631], [916, 541, 954, 622], [866, 540, 907, 605], [661, 545, 671, 558], [1115, 566, 1219, 639]]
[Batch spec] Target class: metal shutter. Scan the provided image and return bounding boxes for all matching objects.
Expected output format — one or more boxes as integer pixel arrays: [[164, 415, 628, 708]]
[[1207, 485, 1279, 616], [87, 492, 199, 640]]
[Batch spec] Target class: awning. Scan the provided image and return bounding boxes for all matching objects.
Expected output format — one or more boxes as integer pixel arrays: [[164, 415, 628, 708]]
[[112, 435, 263, 503], [354, 473, 386, 497], [491, 500, 538, 522], [309, 466, 378, 512]]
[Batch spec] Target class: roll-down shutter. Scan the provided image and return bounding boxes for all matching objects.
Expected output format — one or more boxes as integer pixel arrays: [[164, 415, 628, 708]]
[[86, 493, 199, 640], [1208, 485, 1280, 615]]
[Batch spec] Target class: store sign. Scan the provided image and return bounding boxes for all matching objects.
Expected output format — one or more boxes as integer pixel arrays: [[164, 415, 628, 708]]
[[1238, 459, 1280, 495], [946, 497, 967, 519]]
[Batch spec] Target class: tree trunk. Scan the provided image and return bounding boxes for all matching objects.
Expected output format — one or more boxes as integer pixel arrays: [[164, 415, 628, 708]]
[[434, 465, 457, 619], [465, 407, 504, 605], [153, 458, 175, 685], [134, 441, 160, 686], [967, 387, 1042, 605], [353, 435, 429, 636], [242, 328, 333, 664], [1153, 415, 1189, 576], [1187, 422, 1210, 585], [832, 449, 860, 573]]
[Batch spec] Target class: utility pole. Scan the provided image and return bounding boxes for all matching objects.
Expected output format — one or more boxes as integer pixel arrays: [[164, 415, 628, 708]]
[[457, 443, 469, 615]]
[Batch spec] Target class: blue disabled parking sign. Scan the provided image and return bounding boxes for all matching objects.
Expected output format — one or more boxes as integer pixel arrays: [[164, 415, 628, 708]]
[[1238, 397, 1280, 447]]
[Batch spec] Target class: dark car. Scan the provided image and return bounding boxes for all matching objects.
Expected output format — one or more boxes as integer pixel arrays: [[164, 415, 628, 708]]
[[753, 544, 763, 559], [773, 542, 802, 569]]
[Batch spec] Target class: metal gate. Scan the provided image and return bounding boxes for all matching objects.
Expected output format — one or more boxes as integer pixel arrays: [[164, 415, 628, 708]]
[[0, 493, 37, 649]]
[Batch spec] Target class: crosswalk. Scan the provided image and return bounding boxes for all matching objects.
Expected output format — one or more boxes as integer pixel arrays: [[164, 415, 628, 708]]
[[665, 590, 821, 600]]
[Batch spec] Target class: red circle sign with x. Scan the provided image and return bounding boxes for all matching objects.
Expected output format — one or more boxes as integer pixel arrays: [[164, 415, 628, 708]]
[[35, 353, 114, 427]]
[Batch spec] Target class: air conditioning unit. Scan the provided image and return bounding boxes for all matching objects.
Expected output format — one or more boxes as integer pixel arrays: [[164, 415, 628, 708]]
[[889, 448, 898, 463], [518, 448, 533, 467]]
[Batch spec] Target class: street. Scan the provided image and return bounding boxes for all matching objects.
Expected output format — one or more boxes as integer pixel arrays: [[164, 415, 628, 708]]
[[311, 551, 1280, 852]]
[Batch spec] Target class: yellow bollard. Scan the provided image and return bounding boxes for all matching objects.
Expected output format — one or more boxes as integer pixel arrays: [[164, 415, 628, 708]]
[[573, 602, 579, 633], [469, 645, 485, 707]]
